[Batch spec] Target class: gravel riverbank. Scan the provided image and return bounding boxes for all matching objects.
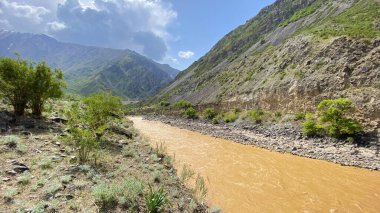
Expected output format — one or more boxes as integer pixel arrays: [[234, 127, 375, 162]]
[[144, 115, 380, 170]]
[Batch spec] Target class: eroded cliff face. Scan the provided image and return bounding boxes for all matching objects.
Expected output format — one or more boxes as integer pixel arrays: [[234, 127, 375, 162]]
[[155, 0, 380, 127]]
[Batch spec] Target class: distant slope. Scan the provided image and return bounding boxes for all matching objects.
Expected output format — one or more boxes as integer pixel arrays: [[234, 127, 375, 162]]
[[0, 30, 179, 100], [155, 0, 380, 124]]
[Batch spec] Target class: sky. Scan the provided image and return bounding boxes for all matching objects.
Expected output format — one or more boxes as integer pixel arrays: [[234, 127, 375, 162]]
[[0, 0, 276, 70]]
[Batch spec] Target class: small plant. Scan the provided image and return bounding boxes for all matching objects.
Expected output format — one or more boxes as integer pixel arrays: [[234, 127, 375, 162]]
[[184, 107, 198, 119], [194, 174, 208, 201], [17, 172, 31, 185], [248, 109, 264, 123], [122, 147, 135, 158], [180, 164, 195, 183], [40, 159, 53, 170], [159, 101, 170, 107], [0, 135, 20, 149], [202, 108, 217, 120], [212, 117, 220, 124], [92, 182, 119, 209], [145, 185, 168, 213], [60, 175, 72, 184], [223, 111, 238, 123], [155, 142, 167, 158], [294, 112, 306, 121], [3, 188, 18, 203]]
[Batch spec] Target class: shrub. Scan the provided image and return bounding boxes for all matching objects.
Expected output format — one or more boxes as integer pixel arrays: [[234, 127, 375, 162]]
[[212, 117, 219, 124], [184, 107, 198, 119], [223, 111, 238, 123], [174, 100, 192, 109], [202, 108, 217, 120], [17, 172, 31, 185], [302, 119, 323, 137], [93, 179, 144, 210], [145, 185, 168, 213], [248, 109, 264, 123], [66, 92, 123, 163], [294, 112, 306, 121], [317, 98, 362, 138], [159, 101, 170, 107]]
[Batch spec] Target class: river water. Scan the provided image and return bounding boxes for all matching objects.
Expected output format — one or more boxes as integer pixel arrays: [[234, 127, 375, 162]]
[[130, 117, 380, 213]]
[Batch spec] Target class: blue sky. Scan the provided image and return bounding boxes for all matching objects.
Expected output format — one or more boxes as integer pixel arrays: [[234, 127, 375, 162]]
[[0, 0, 275, 70]]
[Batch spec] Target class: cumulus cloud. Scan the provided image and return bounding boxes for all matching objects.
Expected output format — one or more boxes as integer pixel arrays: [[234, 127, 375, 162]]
[[178, 51, 194, 59], [0, 0, 177, 61]]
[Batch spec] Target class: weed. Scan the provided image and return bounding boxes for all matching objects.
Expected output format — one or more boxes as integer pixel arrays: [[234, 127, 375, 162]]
[[183, 107, 198, 119], [248, 109, 265, 123], [122, 147, 135, 158], [180, 164, 195, 183], [155, 141, 167, 158], [60, 175, 72, 184], [194, 174, 208, 201], [4, 188, 18, 203], [145, 185, 168, 213], [40, 159, 53, 170], [17, 172, 31, 185], [202, 108, 217, 120], [223, 111, 238, 123], [92, 182, 119, 209]]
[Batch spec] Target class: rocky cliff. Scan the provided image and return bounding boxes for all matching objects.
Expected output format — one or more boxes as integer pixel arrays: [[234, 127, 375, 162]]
[[155, 0, 380, 127]]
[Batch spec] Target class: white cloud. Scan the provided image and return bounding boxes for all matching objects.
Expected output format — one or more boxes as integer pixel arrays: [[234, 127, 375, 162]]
[[0, 0, 177, 61], [47, 21, 66, 31], [178, 50, 194, 59], [1, 0, 49, 23]]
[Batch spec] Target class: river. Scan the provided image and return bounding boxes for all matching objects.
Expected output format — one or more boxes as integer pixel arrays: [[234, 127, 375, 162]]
[[130, 117, 380, 213]]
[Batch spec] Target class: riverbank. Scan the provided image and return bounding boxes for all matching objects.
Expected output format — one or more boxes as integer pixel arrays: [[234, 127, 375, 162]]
[[0, 103, 207, 212], [144, 115, 380, 170]]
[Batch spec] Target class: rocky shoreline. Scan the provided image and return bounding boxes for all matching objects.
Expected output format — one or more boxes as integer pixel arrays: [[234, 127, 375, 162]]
[[144, 115, 380, 171]]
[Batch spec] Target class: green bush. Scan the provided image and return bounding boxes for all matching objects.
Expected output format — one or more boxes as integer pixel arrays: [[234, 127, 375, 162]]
[[317, 98, 362, 138], [159, 101, 170, 107], [0, 56, 65, 116], [202, 108, 217, 120], [302, 119, 323, 137], [174, 100, 192, 109], [212, 117, 220, 124], [66, 91, 123, 163], [92, 182, 119, 209], [184, 107, 198, 119], [145, 185, 168, 213], [294, 112, 306, 121], [302, 98, 363, 139], [223, 111, 238, 123], [248, 109, 264, 123]]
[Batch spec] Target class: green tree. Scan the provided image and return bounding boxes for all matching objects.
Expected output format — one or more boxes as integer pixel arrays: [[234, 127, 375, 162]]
[[29, 62, 65, 116], [0, 57, 32, 115]]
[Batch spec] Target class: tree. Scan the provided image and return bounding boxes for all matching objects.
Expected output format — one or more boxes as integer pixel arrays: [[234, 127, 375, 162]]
[[29, 62, 65, 116], [0, 56, 65, 116], [0, 57, 32, 116]]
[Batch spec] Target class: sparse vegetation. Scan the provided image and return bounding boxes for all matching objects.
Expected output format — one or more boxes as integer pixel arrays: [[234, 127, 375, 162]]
[[223, 111, 238, 123], [247, 109, 265, 124], [174, 100, 192, 109]]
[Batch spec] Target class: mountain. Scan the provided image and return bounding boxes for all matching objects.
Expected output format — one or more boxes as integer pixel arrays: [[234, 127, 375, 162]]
[[0, 30, 179, 100], [154, 0, 380, 124]]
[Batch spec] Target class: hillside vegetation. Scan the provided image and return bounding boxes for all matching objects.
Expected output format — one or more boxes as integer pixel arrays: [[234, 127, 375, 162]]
[[154, 0, 380, 127]]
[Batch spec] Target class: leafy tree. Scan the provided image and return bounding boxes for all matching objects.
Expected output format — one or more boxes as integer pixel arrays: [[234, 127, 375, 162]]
[[0, 57, 32, 115], [66, 92, 123, 163], [29, 62, 65, 116]]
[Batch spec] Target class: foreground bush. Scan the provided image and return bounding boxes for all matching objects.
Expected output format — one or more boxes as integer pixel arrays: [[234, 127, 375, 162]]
[[302, 98, 362, 139], [0, 56, 65, 116], [66, 92, 123, 163]]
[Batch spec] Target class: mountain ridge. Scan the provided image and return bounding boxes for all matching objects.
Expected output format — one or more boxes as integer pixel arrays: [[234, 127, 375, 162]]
[[154, 0, 380, 126], [0, 29, 179, 100]]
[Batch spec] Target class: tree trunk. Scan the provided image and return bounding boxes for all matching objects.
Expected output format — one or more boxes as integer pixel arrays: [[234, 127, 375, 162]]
[[14, 103, 26, 116]]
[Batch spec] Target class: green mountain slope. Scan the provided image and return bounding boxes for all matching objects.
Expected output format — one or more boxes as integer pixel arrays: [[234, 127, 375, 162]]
[[155, 0, 380, 124], [0, 30, 179, 100]]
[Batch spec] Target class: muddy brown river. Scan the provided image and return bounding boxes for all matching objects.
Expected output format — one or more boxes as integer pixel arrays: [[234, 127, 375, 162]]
[[130, 117, 380, 213]]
